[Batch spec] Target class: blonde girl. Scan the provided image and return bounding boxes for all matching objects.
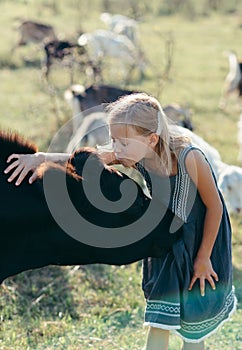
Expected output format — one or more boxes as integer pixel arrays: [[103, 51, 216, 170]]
[[106, 93, 236, 350]]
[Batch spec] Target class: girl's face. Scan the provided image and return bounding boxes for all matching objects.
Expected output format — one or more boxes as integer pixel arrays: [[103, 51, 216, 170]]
[[110, 125, 157, 167]]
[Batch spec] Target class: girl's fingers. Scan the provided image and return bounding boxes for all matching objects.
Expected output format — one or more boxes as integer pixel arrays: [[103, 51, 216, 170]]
[[6, 154, 20, 163], [4, 160, 20, 174], [212, 271, 219, 282], [207, 276, 216, 291], [15, 168, 30, 186], [7, 165, 24, 183], [189, 273, 218, 295], [200, 278, 205, 296], [188, 276, 197, 291], [4, 154, 41, 185], [207, 271, 219, 290], [29, 170, 38, 184]]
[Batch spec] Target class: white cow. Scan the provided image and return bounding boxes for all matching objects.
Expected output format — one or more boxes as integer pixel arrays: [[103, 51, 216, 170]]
[[169, 125, 222, 179], [78, 29, 146, 79], [66, 112, 109, 153], [218, 165, 242, 214], [100, 12, 139, 45], [171, 126, 242, 214]]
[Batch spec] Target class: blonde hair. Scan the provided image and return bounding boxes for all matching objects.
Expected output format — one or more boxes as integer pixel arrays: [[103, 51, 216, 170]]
[[107, 93, 190, 176]]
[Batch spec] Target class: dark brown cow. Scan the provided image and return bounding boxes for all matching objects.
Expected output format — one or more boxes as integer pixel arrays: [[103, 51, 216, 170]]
[[43, 40, 102, 82], [0, 130, 182, 284], [43, 40, 83, 78], [13, 20, 57, 51]]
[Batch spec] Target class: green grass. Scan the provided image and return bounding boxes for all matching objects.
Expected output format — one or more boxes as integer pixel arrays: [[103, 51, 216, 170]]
[[0, 0, 242, 349]]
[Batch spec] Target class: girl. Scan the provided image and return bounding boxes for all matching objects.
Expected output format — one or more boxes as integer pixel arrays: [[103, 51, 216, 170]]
[[4, 93, 236, 349], [107, 93, 236, 349]]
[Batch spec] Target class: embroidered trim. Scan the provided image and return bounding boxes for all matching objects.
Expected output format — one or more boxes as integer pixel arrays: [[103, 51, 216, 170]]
[[172, 147, 192, 222], [174, 289, 237, 343], [144, 288, 236, 342], [180, 288, 235, 333], [146, 300, 180, 317]]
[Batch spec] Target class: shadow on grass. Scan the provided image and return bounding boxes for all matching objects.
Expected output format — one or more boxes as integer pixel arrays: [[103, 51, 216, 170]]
[[1, 264, 136, 320], [1, 266, 80, 322]]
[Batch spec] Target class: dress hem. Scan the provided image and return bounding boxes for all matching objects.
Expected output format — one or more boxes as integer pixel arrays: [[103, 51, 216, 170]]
[[143, 293, 237, 343], [143, 322, 180, 331]]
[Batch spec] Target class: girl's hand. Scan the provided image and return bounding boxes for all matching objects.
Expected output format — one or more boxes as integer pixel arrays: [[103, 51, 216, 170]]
[[4, 152, 45, 186], [188, 255, 219, 296]]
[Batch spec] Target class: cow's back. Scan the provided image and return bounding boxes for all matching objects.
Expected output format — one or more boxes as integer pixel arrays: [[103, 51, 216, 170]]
[[18, 20, 56, 44]]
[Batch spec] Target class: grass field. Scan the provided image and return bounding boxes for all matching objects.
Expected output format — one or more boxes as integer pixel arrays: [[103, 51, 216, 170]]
[[0, 0, 242, 349]]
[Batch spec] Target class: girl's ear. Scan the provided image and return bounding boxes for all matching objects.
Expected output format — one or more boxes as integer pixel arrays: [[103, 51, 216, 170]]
[[149, 133, 159, 147]]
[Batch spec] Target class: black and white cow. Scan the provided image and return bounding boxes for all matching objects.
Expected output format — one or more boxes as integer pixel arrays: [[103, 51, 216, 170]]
[[64, 84, 138, 132]]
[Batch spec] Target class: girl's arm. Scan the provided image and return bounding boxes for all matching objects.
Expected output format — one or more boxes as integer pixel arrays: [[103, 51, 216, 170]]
[[4, 152, 71, 186], [185, 149, 223, 296]]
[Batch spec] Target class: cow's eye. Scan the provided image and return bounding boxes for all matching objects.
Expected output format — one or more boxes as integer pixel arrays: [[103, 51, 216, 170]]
[[227, 185, 232, 191]]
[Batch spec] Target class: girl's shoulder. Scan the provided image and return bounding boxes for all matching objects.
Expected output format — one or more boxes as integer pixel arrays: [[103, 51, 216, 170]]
[[176, 145, 212, 177], [177, 145, 206, 163]]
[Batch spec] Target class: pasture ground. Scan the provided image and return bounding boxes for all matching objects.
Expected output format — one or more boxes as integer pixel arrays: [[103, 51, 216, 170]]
[[0, 0, 242, 349]]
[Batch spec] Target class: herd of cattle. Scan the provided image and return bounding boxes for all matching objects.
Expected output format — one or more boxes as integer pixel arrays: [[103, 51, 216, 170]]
[[13, 14, 146, 82], [10, 15, 242, 215]]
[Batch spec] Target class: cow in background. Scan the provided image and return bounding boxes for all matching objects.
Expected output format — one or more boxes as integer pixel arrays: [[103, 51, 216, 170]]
[[64, 84, 138, 132], [12, 20, 57, 52], [163, 104, 193, 131], [171, 125, 242, 215], [219, 50, 242, 109], [43, 40, 102, 83], [100, 12, 140, 45], [43, 40, 80, 77], [78, 29, 146, 81]]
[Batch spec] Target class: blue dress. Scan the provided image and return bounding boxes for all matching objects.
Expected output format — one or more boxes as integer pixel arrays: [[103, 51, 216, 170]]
[[141, 146, 237, 343]]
